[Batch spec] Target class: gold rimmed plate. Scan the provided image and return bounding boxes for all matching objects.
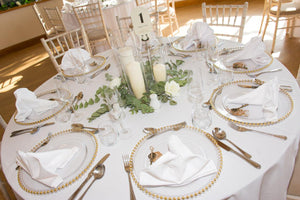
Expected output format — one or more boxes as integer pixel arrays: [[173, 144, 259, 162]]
[[171, 37, 206, 52], [213, 52, 273, 74], [130, 125, 222, 199], [14, 89, 71, 125], [210, 80, 294, 126], [17, 129, 98, 194], [62, 55, 106, 77]]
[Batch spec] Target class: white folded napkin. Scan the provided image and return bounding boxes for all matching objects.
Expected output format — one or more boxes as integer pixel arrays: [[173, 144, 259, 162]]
[[180, 22, 216, 50], [225, 37, 271, 66], [139, 135, 217, 187], [227, 78, 279, 121], [14, 88, 59, 122], [61, 48, 91, 71], [16, 147, 79, 188]]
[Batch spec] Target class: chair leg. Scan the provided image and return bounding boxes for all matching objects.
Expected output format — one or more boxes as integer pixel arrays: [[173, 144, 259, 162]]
[[169, 18, 174, 36], [259, 9, 266, 34], [271, 16, 280, 53], [290, 17, 296, 38], [262, 15, 270, 40]]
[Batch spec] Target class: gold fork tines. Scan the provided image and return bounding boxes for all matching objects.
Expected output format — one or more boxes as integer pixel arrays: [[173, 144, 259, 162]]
[[122, 154, 136, 200]]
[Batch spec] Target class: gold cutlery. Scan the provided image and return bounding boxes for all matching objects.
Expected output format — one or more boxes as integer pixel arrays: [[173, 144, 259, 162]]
[[229, 122, 287, 140], [212, 127, 252, 158], [69, 91, 83, 113], [247, 68, 282, 78], [122, 154, 136, 200], [237, 84, 292, 92], [143, 121, 187, 139], [78, 164, 105, 200], [218, 46, 243, 55], [216, 140, 261, 169], [168, 51, 191, 58], [68, 153, 110, 200], [90, 64, 111, 79], [71, 123, 103, 134], [10, 122, 55, 137]]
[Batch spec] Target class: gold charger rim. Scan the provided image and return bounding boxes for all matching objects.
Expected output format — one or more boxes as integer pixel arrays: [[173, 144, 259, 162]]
[[17, 129, 99, 195], [213, 52, 274, 74], [61, 55, 106, 77], [129, 125, 223, 200], [171, 37, 206, 52], [209, 79, 294, 126], [13, 89, 71, 125]]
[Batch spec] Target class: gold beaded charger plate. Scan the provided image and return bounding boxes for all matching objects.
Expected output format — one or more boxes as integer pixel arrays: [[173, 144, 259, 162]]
[[171, 37, 206, 52], [130, 125, 222, 199], [210, 80, 293, 126], [14, 89, 71, 125], [213, 52, 273, 74], [17, 129, 98, 194], [62, 55, 106, 77]]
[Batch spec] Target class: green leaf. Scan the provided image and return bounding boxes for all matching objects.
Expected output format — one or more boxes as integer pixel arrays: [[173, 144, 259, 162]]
[[105, 73, 113, 81], [84, 101, 89, 108], [79, 102, 83, 108], [88, 98, 94, 105]]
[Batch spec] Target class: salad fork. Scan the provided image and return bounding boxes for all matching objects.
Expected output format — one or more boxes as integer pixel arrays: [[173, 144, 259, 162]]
[[122, 154, 136, 200]]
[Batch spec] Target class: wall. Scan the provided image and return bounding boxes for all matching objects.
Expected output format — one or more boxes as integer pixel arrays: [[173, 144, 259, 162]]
[[0, 0, 63, 51]]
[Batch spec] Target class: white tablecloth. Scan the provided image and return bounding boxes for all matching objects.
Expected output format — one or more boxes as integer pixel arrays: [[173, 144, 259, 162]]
[[2, 44, 300, 200], [62, 0, 136, 32]]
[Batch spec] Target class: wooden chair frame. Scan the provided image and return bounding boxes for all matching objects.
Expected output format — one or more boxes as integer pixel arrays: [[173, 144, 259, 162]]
[[202, 2, 248, 43]]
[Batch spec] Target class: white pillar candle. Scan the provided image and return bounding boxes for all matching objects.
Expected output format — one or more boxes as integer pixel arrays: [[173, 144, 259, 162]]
[[118, 47, 135, 67], [153, 63, 166, 82], [125, 61, 146, 99]]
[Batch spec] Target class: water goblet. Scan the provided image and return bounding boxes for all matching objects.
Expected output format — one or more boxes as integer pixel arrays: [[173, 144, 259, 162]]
[[98, 121, 118, 146]]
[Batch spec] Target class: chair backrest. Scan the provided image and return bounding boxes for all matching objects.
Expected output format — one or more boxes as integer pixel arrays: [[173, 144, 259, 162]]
[[202, 2, 248, 43], [41, 28, 90, 72], [268, 0, 300, 15], [73, 2, 111, 53], [33, 3, 54, 37], [43, 7, 66, 34], [0, 115, 7, 129]]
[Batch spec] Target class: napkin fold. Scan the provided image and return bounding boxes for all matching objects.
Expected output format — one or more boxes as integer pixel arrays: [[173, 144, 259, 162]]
[[139, 135, 217, 187], [16, 147, 79, 188], [14, 88, 59, 122], [180, 22, 216, 50], [227, 78, 279, 121], [61, 48, 91, 71], [225, 37, 271, 66]]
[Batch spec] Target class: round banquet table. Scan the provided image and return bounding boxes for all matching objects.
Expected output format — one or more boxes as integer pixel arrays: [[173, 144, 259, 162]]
[[61, 0, 136, 32], [1, 43, 300, 200]]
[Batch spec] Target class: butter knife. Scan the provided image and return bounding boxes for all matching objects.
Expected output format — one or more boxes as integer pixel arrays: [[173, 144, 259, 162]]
[[68, 153, 110, 200], [90, 64, 111, 79], [144, 121, 187, 139], [217, 140, 261, 169], [238, 84, 292, 92], [10, 122, 55, 137]]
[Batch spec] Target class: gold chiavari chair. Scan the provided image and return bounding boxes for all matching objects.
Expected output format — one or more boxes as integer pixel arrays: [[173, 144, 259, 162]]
[[73, 2, 111, 55], [261, 0, 300, 53], [202, 2, 248, 43]]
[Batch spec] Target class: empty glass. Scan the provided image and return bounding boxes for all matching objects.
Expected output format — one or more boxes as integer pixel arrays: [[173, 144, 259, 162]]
[[98, 122, 118, 146], [192, 103, 212, 130]]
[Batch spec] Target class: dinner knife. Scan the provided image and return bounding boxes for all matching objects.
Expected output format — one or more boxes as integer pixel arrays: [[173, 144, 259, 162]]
[[10, 122, 55, 137], [216, 140, 261, 169], [68, 153, 110, 200], [238, 84, 293, 92], [144, 121, 187, 139]]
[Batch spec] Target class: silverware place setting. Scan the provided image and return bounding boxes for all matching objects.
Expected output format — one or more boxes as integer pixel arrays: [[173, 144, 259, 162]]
[[246, 68, 282, 78], [68, 153, 110, 200], [122, 154, 136, 200]]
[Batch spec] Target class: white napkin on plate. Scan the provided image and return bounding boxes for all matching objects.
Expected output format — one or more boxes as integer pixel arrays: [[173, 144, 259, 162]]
[[180, 22, 216, 50], [227, 78, 279, 121], [61, 48, 91, 71], [139, 135, 217, 187], [16, 147, 79, 188], [14, 88, 59, 122], [225, 36, 271, 66]]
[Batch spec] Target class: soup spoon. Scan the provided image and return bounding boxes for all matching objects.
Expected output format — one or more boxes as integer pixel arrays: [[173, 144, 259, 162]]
[[212, 127, 252, 158]]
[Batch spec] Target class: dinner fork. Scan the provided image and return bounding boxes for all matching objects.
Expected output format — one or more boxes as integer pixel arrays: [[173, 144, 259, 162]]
[[122, 154, 136, 200], [247, 68, 282, 78]]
